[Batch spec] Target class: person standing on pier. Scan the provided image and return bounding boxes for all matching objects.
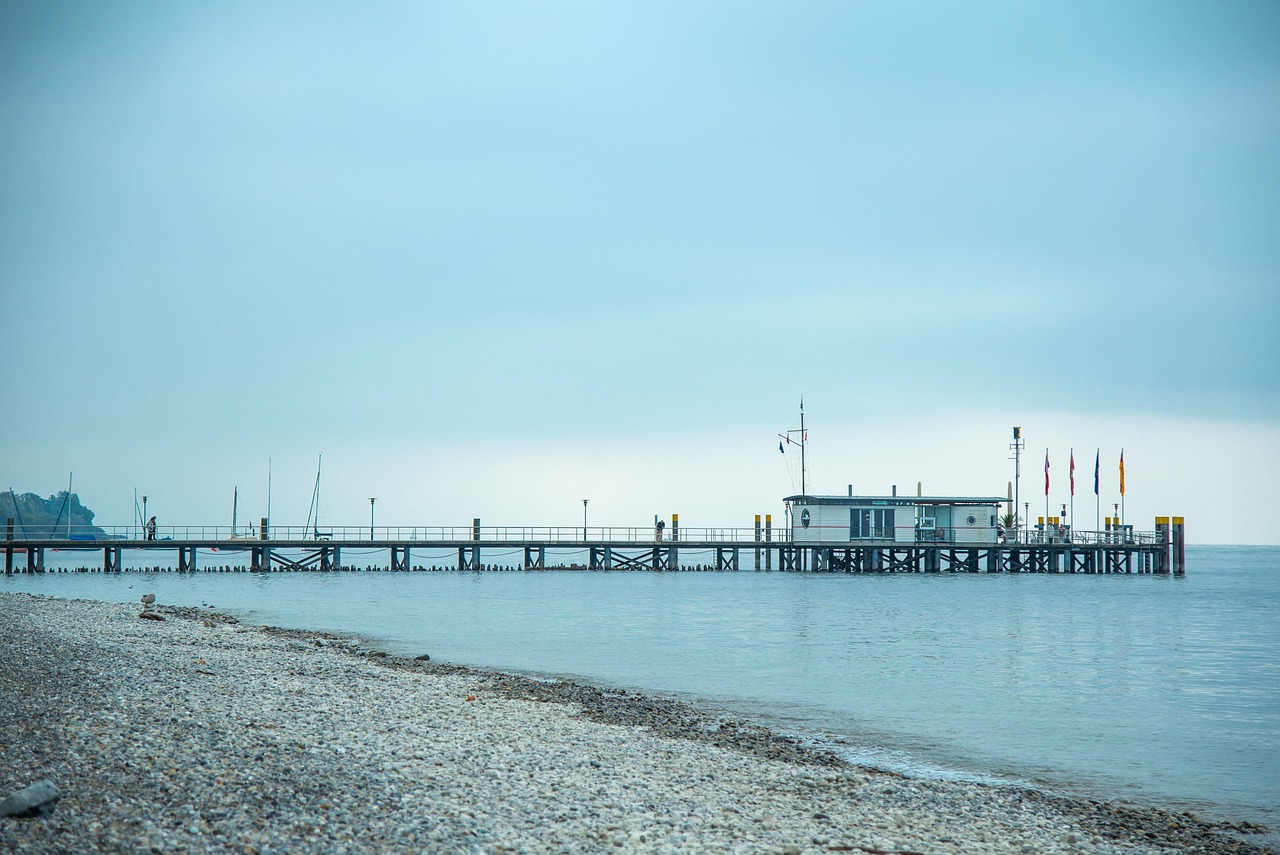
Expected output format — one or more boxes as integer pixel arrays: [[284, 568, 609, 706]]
[[656, 518, 665, 542], [146, 515, 156, 541]]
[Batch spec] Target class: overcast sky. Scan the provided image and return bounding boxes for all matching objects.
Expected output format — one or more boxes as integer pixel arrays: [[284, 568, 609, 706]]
[[3, 1, 1278, 543]]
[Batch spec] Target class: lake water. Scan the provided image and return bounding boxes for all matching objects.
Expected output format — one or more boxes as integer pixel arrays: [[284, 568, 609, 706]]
[[5, 544, 1278, 833]]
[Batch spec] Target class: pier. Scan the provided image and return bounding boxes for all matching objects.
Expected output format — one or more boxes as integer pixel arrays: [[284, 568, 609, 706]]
[[4, 517, 1186, 575]]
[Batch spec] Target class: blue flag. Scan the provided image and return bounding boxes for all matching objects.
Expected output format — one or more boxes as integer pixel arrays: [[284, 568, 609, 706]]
[[1094, 449, 1100, 495], [779, 440, 785, 453]]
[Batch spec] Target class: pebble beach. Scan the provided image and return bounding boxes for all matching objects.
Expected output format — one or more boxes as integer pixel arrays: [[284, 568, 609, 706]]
[[0, 591, 1272, 855]]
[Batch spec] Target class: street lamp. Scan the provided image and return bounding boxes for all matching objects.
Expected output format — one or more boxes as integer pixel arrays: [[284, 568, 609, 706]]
[[141, 495, 148, 540], [583, 499, 589, 541], [369, 497, 377, 542]]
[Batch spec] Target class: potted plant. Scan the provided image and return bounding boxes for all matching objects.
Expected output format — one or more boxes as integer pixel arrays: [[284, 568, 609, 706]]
[[999, 512, 1018, 542]]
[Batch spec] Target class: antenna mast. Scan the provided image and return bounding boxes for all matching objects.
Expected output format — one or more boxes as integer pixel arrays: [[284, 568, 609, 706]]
[[800, 399, 806, 496]]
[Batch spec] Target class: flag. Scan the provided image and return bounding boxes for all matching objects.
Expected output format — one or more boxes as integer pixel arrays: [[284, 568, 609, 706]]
[[1093, 449, 1099, 496], [1070, 450, 1075, 497], [1044, 450, 1050, 496], [779, 440, 784, 454], [1119, 450, 1125, 496]]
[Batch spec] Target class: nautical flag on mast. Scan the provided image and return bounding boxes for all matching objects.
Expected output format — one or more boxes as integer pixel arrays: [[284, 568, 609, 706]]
[[1120, 450, 1126, 496], [1070, 449, 1075, 497], [1044, 450, 1050, 496], [779, 440, 784, 454], [1094, 449, 1100, 496]]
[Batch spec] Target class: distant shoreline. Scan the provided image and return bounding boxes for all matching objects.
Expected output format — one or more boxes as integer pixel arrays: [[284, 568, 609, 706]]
[[0, 591, 1273, 854]]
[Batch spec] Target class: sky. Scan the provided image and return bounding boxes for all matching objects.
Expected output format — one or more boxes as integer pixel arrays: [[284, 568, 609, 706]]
[[2, 1, 1278, 544]]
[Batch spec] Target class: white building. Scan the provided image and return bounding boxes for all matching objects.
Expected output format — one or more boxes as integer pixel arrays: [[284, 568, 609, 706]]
[[784, 493, 1006, 545]]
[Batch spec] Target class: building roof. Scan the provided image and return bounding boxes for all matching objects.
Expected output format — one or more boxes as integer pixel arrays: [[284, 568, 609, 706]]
[[783, 495, 1007, 506]]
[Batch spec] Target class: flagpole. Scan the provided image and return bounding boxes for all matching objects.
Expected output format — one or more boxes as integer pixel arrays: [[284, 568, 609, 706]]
[[1120, 449, 1126, 530], [1095, 448, 1100, 536], [1044, 448, 1050, 538], [1069, 448, 1074, 535]]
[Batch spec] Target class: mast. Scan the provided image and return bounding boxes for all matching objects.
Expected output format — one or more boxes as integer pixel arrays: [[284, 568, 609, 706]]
[[777, 398, 809, 497], [306, 454, 323, 537], [799, 398, 806, 497], [67, 472, 73, 538], [267, 458, 272, 525], [232, 486, 238, 535]]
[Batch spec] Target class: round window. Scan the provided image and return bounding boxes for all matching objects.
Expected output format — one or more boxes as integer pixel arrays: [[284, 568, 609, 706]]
[[967, 515, 977, 526], [801, 509, 811, 528]]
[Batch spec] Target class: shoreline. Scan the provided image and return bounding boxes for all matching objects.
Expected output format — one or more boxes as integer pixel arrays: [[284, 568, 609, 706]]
[[1, 592, 1273, 854]]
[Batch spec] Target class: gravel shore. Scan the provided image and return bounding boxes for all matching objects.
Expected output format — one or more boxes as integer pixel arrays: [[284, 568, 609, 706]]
[[1, 592, 1273, 854]]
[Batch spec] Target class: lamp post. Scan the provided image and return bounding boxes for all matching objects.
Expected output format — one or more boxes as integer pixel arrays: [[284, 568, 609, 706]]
[[369, 497, 376, 542], [141, 495, 148, 540], [582, 499, 589, 541]]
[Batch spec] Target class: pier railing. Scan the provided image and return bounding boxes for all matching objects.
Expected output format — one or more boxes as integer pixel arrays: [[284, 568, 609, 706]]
[[5, 524, 790, 545], [9, 524, 1161, 546], [1003, 528, 1160, 546]]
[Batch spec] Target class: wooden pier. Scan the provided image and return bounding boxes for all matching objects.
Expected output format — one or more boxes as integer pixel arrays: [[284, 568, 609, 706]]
[[4, 518, 1186, 576]]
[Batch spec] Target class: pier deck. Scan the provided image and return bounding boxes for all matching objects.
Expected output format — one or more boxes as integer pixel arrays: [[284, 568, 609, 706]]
[[4, 522, 1184, 575]]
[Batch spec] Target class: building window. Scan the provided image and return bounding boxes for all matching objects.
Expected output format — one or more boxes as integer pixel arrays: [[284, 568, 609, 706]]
[[851, 508, 894, 539]]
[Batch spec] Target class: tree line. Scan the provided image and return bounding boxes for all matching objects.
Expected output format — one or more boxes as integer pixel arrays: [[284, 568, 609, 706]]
[[1, 491, 107, 538]]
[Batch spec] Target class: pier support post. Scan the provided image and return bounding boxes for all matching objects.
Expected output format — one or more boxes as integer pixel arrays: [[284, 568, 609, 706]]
[[667, 546, 678, 571], [1172, 517, 1186, 576], [251, 546, 272, 572], [764, 515, 772, 570], [715, 547, 738, 572], [178, 546, 196, 573], [459, 546, 479, 572], [29, 547, 44, 573], [754, 515, 761, 570], [321, 547, 340, 571], [1154, 518, 1170, 574], [524, 546, 544, 569], [103, 547, 122, 573], [391, 546, 410, 572], [5, 517, 12, 575]]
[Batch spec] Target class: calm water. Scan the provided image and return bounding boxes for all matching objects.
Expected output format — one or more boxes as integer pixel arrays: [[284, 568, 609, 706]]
[[5, 544, 1278, 831]]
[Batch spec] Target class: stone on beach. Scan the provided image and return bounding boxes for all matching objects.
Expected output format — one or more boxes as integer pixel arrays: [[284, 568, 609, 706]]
[[0, 779, 62, 818]]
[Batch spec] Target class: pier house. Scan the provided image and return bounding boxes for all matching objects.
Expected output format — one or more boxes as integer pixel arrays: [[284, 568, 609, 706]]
[[784, 494, 1005, 545]]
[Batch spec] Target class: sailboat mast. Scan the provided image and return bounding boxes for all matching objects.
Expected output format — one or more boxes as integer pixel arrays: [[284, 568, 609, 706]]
[[67, 472, 73, 538], [232, 487, 238, 535]]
